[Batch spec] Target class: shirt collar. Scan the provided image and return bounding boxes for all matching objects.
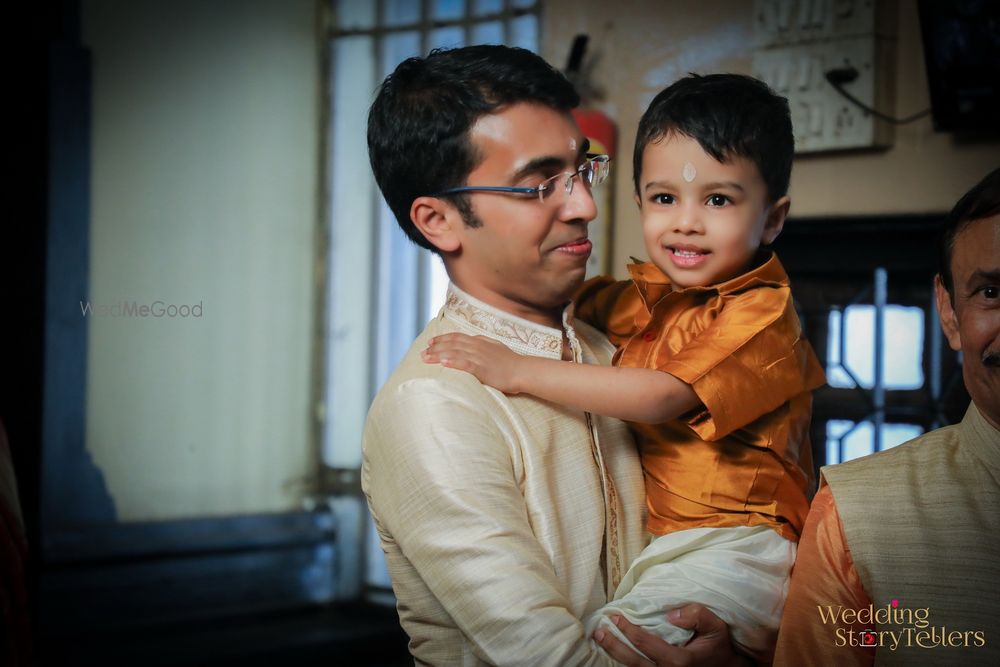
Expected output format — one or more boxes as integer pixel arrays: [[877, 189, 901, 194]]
[[626, 250, 790, 307], [442, 283, 570, 359], [962, 402, 1000, 474]]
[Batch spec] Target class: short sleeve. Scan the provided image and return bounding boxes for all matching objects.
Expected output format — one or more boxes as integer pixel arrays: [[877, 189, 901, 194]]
[[659, 286, 825, 440], [572, 275, 635, 339]]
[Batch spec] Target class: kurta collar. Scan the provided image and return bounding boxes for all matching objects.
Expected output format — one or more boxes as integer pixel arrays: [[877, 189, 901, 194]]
[[442, 283, 571, 359], [626, 250, 790, 309], [962, 402, 1000, 475]]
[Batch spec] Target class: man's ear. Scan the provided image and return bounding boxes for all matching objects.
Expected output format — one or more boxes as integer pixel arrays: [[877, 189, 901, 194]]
[[934, 274, 962, 352], [761, 195, 790, 245], [410, 196, 462, 253]]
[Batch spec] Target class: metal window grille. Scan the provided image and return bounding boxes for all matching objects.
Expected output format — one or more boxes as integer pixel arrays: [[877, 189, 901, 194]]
[[322, 0, 541, 599]]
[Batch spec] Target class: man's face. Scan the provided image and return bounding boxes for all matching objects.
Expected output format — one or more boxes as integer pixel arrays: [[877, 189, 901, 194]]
[[637, 132, 786, 290], [935, 215, 1000, 430], [447, 103, 596, 325]]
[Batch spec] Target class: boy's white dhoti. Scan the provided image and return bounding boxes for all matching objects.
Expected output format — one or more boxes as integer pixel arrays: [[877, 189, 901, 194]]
[[586, 525, 796, 660]]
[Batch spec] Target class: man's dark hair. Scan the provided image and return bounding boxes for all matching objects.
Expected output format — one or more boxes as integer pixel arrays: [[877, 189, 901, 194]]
[[939, 167, 1000, 297], [632, 73, 793, 203], [367, 45, 579, 252]]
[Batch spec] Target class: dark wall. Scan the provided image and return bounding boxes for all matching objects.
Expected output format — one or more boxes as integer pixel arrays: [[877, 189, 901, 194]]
[[4, 0, 69, 587]]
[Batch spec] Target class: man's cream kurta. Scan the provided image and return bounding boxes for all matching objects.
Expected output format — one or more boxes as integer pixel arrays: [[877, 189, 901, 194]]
[[362, 284, 647, 666]]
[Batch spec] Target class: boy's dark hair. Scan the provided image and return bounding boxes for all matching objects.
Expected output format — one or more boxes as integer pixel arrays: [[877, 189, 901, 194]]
[[632, 73, 793, 203], [367, 45, 579, 252], [939, 167, 1000, 297]]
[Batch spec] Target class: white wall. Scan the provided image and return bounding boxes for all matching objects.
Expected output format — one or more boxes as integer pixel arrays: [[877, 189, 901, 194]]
[[82, 0, 321, 521]]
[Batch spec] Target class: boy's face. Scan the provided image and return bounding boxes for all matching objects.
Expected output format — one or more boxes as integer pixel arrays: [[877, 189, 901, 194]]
[[636, 132, 788, 289]]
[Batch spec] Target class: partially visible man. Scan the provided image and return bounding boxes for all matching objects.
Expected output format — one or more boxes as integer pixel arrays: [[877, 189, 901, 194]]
[[361, 45, 745, 666], [1, 421, 31, 666], [774, 168, 1000, 666]]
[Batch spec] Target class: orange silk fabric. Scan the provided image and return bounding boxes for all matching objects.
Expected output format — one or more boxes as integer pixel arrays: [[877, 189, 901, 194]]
[[574, 252, 826, 541], [773, 485, 874, 666]]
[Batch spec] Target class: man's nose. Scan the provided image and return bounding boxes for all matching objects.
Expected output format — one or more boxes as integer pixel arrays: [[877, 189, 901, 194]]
[[561, 178, 598, 223]]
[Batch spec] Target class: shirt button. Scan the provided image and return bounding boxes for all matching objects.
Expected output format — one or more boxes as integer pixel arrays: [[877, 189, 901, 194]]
[[642, 331, 656, 342]]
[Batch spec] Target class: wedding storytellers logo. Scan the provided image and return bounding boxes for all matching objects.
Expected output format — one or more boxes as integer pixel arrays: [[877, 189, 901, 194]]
[[79, 300, 204, 318], [817, 597, 987, 652]]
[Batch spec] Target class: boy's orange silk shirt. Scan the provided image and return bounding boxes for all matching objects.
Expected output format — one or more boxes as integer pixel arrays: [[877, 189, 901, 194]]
[[574, 252, 826, 541]]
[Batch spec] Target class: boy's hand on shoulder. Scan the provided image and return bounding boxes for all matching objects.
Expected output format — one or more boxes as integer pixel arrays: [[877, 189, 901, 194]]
[[422, 333, 525, 394]]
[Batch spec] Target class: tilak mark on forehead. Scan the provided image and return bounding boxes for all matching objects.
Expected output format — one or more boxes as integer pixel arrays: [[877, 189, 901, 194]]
[[682, 162, 697, 183]]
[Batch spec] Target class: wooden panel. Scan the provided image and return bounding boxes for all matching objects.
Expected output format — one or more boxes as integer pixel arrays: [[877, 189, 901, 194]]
[[775, 214, 944, 278]]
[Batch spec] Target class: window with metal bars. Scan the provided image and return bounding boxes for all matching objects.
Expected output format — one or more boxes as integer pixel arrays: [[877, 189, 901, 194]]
[[773, 214, 969, 476], [322, 0, 541, 599]]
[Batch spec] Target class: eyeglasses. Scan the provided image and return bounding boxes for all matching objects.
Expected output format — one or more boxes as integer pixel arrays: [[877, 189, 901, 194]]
[[430, 154, 611, 204]]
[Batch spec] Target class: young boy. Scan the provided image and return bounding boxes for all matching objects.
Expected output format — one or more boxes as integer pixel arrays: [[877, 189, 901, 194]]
[[423, 73, 825, 661]]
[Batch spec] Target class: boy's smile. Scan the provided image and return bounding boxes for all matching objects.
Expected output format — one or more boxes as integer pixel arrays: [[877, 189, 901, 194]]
[[637, 132, 788, 289], [667, 244, 711, 269]]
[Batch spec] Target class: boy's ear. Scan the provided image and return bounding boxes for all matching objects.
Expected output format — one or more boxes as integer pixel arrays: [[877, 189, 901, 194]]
[[410, 196, 462, 253], [761, 195, 790, 245]]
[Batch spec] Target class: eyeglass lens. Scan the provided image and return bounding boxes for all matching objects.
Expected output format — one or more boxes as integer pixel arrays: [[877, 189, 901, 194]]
[[538, 156, 609, 203]]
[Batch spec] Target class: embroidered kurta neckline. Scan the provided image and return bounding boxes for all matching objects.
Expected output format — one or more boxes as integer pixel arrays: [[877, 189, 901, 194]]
[[443, 283, 574, 359]]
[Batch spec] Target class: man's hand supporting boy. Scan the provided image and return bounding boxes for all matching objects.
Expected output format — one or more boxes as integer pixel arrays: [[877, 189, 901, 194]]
[[596, 608, 753, 667]]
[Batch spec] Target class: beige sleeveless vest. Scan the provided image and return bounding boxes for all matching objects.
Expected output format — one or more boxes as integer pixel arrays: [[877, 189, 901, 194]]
[[823, 404, 1000, 666]]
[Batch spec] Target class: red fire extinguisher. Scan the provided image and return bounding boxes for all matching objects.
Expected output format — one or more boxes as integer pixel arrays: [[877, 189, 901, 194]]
[[566, 35, 617, 278]]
